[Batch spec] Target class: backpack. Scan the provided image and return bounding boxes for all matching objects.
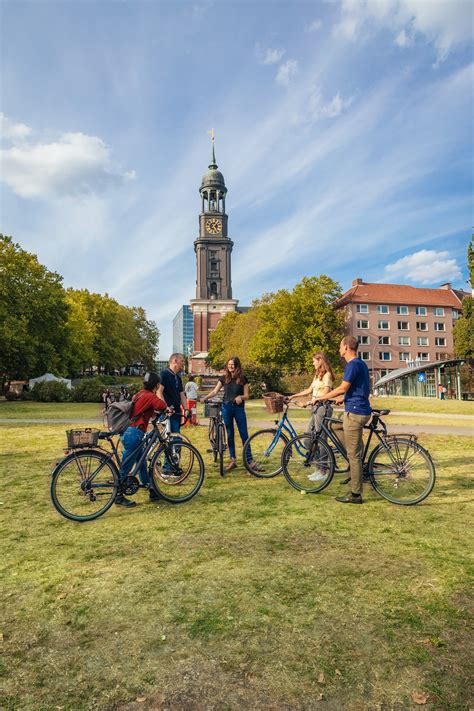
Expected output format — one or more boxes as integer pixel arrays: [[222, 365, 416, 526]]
[[106, 393, 145, 434]]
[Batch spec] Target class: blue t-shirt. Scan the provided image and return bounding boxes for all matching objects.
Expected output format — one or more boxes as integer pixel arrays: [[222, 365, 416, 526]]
[[160, 368, 183, 411], [343, 358, 371, 416]]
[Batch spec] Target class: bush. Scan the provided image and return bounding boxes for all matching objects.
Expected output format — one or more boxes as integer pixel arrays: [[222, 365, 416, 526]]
[[30, 381, 71, 402], [71, 379, 106, 402], [244, 365, 282, 399], [5, 391, 18, 401], [280, 372, 312, 396]]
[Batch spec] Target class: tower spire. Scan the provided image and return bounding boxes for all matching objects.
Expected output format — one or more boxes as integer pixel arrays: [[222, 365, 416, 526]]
[[207, 128, 217, 169]]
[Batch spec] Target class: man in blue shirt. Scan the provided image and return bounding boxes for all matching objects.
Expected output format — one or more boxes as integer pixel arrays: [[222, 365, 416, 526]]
[[312, 336, 371, 504], [158, 353, 189, 435]]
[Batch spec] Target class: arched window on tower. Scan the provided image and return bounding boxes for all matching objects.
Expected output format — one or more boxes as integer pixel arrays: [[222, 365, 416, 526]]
[[210, 282, 218, 299]]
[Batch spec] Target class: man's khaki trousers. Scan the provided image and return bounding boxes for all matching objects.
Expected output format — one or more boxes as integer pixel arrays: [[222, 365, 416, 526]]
[[331, 412, 371, 494]]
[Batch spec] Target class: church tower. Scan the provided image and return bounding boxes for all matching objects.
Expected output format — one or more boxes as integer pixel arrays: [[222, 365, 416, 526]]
[[190, 136, 238, 373]]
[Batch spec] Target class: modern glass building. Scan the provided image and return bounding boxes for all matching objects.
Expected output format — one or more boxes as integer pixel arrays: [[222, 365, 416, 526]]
[[172, 305, 194, 356], [374, 358, 465, 399]]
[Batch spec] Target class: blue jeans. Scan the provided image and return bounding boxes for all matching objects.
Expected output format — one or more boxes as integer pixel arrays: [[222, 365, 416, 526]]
[[163, 413, 182, 472], [221, 402, 252, 462], [119, 426, 148, 486]]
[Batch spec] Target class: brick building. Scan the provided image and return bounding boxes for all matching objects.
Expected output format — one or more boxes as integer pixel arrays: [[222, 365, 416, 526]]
[[335, 279, 467, 382]]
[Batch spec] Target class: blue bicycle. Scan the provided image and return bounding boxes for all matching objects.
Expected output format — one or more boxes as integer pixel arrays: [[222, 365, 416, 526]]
[[243, 398, 350, 479], [242, 399, 308, 478]]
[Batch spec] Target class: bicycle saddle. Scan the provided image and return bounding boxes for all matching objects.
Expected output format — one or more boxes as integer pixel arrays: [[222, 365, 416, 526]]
[[371, 408, 390, 416]]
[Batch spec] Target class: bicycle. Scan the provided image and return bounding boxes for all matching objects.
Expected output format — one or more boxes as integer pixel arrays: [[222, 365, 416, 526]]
[[281, 401, 436, 505], [50, 410, 205, 522], [243, 399, 349, 479], [205, 399, 227, 477]]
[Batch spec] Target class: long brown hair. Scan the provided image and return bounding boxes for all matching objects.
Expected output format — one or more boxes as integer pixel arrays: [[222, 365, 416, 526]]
[[224, 356, 244, 384], [313, 352, 335, 382]]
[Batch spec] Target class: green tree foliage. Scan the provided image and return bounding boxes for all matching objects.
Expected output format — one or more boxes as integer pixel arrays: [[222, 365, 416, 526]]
[[0, 235, 160, 382], [0, 235, 69, 381], [207, 275, 344, 376], [250, 276, 344, 372], [453, 240, 474, 362]]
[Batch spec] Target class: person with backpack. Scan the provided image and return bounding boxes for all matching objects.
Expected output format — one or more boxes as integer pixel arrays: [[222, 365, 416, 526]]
[[116, 371, 167, 508]]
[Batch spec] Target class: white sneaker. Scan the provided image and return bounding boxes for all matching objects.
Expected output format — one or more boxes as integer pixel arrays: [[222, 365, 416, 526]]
[[307, 469, 327, 482]]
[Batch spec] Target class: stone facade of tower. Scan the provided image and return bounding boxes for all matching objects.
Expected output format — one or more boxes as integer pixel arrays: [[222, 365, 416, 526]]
[[189, 143, 238, 374]]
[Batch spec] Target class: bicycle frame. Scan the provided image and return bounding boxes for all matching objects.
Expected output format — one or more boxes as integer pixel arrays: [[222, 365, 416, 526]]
[[265, 404, 306, 456]]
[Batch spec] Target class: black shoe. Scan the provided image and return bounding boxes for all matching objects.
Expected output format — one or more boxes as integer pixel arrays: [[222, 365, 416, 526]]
[[115, 494, 136, 508], [149, 489, 161, 502], [340, 476, 351, 485], [336, 492, 363, 504]]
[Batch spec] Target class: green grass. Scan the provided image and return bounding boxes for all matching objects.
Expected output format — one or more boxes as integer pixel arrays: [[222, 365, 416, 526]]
[[0, 406, 473, 709]]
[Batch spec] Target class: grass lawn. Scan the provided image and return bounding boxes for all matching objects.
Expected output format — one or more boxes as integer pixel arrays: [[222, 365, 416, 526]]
[[1, 404, 473, 710]]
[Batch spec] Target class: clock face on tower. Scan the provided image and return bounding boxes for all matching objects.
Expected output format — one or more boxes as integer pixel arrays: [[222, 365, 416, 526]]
[[205, 218, 222, 234]]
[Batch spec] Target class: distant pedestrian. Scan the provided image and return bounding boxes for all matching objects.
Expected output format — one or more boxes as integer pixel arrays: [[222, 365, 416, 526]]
[[439, 384, 446, 400], [185, 376, 199, 425]]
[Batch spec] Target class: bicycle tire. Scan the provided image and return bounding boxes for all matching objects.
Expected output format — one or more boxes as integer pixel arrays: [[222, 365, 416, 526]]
[[51, 449, 119, 522], [208, 419, 218, 463], [368, 437, 436, 505], [243, 429, 289, 478], [281, 434, 335, 493], [218, 422, 226, 477], [149, 440, 205, 503]]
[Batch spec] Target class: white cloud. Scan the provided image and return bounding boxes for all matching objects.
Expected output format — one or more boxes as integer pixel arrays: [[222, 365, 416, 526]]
[[384, 250, 462, 284], [255, 44, 286, 65], [1, 112, 32, 140], [334, 0, 473, 61], [275, 59, 298, 86], [1, 131, 135, 199], [301, 87, 354, 122], [306, 19, 322, 32]]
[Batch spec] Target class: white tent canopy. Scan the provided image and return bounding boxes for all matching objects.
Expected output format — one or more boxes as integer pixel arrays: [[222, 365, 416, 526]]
[[29, 373, 72, 389]]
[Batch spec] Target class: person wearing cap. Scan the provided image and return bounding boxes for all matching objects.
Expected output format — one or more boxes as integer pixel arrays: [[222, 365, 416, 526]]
[[116, 372, 167, 508]]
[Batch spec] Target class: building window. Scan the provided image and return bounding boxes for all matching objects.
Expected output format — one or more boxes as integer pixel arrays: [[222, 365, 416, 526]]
[[434, 322, 445, 332], [435, 337, 446, 347], [360, 351, 370, 361], [378, 336, 390, 345], [356, 304, 369, 313], [380, 369, 390, 377], [417, 352, 429, 361], [210, 260, 218, 273], [452, 309, 459, 319], [357, 320, 369, 329], [398, 321, 409, 330], [378, 320, 390, 330], [436, 352, 449, 361], [358, 335, 370, 345], [398, 336, 410, 346], [397, 305, 409, 315], [416, 322, 428, 331], [416, 306, 427, 316], [417, 337, 429, 346], [377, 305, 389, 314], [400, 352, 410, 361], [379, 352, 392, 361], [434, 307, 445, 316]]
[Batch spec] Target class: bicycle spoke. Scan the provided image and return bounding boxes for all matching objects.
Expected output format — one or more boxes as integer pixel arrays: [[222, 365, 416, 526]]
[[282, 435, 334, 492], [150, 441, 204, 503], [369, 438, 435, 505], [243, 429, 285, 478]]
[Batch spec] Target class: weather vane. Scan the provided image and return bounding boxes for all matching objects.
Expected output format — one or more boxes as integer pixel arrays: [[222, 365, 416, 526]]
[[208, 128, 215, 143]]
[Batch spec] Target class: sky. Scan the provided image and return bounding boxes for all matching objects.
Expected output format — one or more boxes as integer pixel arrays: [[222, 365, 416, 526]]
[[1, 0, 473, 357]]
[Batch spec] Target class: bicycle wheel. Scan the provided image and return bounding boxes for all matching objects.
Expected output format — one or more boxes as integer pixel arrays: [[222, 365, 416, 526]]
[[149, 441, 205, 503], [208, 419, 218, 463], [51, 449, 119, 522], [368, 437, 436, 505], [218, 422, 226, 477], [282, 434, 335, 493], [243, 429, 288, 478]]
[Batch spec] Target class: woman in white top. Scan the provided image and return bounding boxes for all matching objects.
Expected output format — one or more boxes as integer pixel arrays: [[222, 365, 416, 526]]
[[288, 352, 335, 481]]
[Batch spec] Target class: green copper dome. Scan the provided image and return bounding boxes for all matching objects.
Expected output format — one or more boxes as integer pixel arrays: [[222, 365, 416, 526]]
[[200, 142, 227, 191]]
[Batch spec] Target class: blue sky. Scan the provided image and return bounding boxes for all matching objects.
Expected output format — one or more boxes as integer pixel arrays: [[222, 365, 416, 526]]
[[1, 0, 473, 356]]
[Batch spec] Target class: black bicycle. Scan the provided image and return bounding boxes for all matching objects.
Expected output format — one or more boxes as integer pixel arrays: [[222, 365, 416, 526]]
[[205, 399, 227, 476], [50, 410, 205, 522], [281, 401, 436, 505]]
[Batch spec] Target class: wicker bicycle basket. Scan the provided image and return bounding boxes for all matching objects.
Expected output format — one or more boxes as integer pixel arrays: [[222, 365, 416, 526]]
[[204, 402, 221, 418], [263, 392, 285, 414], [66, 428, 100, 449]]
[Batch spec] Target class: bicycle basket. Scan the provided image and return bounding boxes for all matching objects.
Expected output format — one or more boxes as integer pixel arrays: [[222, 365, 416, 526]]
[[66, 428, 100, 448], [205, 402, 221, 418], [263, 392, 285, 414]]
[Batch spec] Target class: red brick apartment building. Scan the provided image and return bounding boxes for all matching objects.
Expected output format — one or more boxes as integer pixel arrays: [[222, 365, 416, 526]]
[[335, 279, 467, 382]]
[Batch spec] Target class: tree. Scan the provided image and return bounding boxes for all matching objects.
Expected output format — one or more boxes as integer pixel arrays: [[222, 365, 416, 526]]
[[250, 275, 344, 372], [0, 235, 69, 382], [453, 239, 474, 363]]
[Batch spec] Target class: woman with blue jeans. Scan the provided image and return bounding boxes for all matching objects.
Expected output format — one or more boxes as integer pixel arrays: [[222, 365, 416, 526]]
[[117, 372, 167, 508], [204, 356, 258, 473]]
